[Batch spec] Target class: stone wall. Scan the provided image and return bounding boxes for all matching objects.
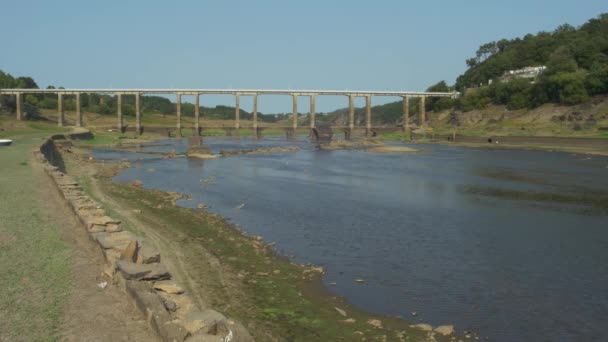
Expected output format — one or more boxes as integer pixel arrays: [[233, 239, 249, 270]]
[[33, 137, 254, 342]]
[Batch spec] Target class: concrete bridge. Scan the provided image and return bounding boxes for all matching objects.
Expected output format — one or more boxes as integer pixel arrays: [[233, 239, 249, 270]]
[[0, 88, 458, 139]]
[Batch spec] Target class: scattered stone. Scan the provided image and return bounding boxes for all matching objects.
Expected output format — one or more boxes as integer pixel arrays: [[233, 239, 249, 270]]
[[342, 318, 356, 324], [132, 180, 143, 187], [153, 282, 185, 294], [367, 319, 382, 329], [116, 260, 171, 281], [434, 325, 455, 336], [182, 309, 227, 335], [355, 279, 365, 283], [410, 323, 433, 332], [120, 240, 139, 262], [136, 242, 161, 264], [162, 298, 178, 312], [94, 231, 136, 250], [85, 216, 121, 233], [411, 311, 417, 316], [97, 281, 108, 289], [132, 209, 142, 214], [334, 307, 347, 317]]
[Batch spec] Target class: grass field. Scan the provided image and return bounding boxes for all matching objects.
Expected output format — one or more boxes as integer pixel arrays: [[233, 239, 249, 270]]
[[0, 121, 72, 342]]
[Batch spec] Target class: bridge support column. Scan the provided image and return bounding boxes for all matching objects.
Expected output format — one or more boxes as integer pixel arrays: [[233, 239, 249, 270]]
[[75, 93, 82, 127], [403, 96, 410, 133], [253, 94, 259, 139], [117, 94, 123, 132], [234, 94, 240, 130], [57, 93, 64, 127], [365, 95, 372, 137], [347, 94, 355, 140], [292, 94, 298, 130], [135, 93, 142, 135], [176, 93, 182, 138], [194, 93, 200, 136], [419, 96, 426, 127], [15, 93, 23, 120], [310, 95, 316, 129]]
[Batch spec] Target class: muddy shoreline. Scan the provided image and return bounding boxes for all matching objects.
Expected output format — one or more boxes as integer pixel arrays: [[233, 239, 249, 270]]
[[417, 134, 608, 156]]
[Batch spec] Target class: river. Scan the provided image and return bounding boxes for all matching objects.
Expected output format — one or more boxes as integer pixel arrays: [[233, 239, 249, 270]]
[[93, 136, 608, 342]]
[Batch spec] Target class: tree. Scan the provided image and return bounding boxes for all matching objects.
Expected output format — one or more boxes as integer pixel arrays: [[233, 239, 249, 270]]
[[585, 62, 608, 94]]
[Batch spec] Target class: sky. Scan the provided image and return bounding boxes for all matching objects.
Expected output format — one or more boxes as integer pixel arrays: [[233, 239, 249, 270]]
[[1, 0, 606, 113]]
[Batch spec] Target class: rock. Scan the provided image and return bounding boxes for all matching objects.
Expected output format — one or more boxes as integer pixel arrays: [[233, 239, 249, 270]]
[[185, 335, 223, 342], [120, 240, 139, 262], [410, 323, 433, 332], [367, 319, 382, 329], [153, 282, 185, 294], [355, 279, 365, 283], [136, 242, 161, 264], [162, 298, 178, 312], [188, 153, 218, 160], [342, 318, 356, 324], [85, 216, 121, 233], [116, 260, 171, 281], [94, 231, 136, 250], [434, 325, 455, 336], [334, 307, 347, 317], [132, 180, 143, 187], [182, 309, 227, 335], [133, 209, 142, 214]]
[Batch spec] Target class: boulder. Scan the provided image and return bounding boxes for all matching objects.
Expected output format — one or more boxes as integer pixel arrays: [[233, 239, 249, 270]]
[[434, 325, 454, 336], [94, 231, 136, 250], [410, 323, 433, 332], [117, 260, 171, 281], [85, 216, 121, 232], [162, 297, 178, 312], [182, 309, 227, 335], [136, 242, 161, 264], [153, 281, 185, 295], [367, 319, 382, 329], [120, 240, 139, 262]]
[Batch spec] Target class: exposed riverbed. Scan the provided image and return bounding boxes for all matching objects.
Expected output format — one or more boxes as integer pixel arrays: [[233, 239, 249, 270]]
[[93, 136, 608, 342]]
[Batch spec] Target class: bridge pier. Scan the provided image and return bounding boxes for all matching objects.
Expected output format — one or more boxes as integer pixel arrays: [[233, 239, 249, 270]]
[[135, 93, 142, 135], [310, 95, 316, 129], [234, 94, 240, 131], [347, 94, 355, 140], [57, 93, 64, 127], [365, 95, 372, 137], [419, 96, 426, 127], [403, 96, 409, 132], [253, 94, 260, 139], [194, 93, 200, 136], [292, 94, 298, 131], [75, 93, 82, 127], [116, 93, 123, 132], [15, 93, 23, 120], [176, 93, 182, 138]]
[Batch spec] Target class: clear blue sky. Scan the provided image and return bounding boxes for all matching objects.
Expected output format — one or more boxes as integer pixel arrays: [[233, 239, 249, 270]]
[[1, 0, 606, 113]]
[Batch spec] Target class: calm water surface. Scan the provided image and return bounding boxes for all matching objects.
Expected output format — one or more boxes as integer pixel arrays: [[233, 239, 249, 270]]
[[94, 137, 608, 342]]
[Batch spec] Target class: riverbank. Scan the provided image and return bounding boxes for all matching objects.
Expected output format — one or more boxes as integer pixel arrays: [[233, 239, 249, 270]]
[[0, 121, 157, 342], [410, 134, 608, 156], [60, 135, 458, 341]]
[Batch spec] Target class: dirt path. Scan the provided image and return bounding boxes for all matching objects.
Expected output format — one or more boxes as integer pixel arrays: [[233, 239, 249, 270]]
[[32, 156, 159, 341]]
